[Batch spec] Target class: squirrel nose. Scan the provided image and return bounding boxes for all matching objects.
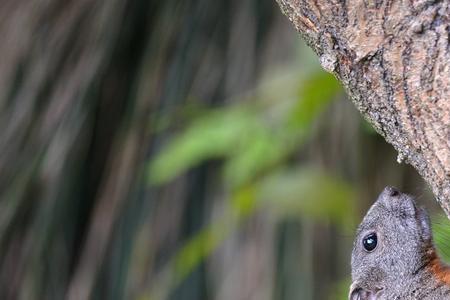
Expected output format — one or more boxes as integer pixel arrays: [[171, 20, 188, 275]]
[[383, 186, 400, 197]]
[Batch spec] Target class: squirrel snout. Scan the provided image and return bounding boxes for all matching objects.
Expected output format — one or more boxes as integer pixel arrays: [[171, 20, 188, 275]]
[[379, 186, 418, 215], [383, 186, 400, 197], [348, 282, 383, 300]]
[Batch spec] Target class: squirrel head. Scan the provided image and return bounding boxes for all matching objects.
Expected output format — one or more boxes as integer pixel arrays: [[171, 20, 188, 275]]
[[349, 187, 434, 299]]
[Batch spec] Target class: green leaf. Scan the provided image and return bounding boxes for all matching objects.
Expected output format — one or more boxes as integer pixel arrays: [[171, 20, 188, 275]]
[[147, 70, 342, 187], [148, 107, 255, 184], [223, 127, 293, 187], [288, 71, 341, 129]]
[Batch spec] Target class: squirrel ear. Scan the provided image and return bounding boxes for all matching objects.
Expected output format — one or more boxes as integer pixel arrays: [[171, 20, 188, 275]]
[[417, 206, 432, 243]]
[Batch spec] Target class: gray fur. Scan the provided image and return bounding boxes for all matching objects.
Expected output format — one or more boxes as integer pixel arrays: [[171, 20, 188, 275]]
[[349, 187, 450, 299]]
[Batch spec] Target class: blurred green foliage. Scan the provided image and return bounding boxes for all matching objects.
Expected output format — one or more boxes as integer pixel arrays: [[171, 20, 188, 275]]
[[288, 71, 341, 129], [148, 71, 341, 187], [330, 279, 352, 300], [146, 69, 356, 299], [257, 168, 356, 230], [432, 214, 450, 263]]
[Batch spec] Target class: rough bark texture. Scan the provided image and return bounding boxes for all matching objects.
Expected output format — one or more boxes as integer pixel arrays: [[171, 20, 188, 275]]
[[275, 0, 450, 216]]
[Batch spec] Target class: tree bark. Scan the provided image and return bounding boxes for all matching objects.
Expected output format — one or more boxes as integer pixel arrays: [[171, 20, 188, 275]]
[[275, 0, 450, 216]]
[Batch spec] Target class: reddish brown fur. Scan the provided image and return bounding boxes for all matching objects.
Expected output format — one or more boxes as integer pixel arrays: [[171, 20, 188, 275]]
[[428, 250, 450, 286]]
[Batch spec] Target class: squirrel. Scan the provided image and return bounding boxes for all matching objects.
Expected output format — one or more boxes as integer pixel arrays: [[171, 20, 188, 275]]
[[349, 186, 450, 299]]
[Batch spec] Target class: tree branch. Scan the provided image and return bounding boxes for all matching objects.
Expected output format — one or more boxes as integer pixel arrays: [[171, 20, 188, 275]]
[[275, 0, 450, 216]]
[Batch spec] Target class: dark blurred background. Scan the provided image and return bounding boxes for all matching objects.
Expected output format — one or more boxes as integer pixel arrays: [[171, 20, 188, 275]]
[[0, 1, 441, 300]]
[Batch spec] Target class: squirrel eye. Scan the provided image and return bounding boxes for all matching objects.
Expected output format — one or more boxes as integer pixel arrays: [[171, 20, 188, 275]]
[[362, 232, 378, 252]]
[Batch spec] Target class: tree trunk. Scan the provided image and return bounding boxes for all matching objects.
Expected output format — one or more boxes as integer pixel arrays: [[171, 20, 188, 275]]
[[275, 0, 450, 216]]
